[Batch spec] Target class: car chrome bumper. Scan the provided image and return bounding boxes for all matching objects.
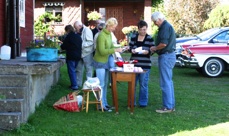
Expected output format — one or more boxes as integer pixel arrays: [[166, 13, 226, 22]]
[[178, 56, 200, 68]]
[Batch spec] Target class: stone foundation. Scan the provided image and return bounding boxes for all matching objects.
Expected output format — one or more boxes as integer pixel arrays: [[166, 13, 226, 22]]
[[0, 57, 65, 130]]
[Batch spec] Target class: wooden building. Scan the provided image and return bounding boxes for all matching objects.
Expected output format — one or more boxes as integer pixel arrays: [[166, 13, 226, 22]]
[[0, 0, 34, 58], [35, 0, 152, 41], [0, 0, 151, 58]]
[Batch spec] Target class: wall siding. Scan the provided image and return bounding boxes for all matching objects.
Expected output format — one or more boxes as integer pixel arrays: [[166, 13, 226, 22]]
[[34, 0, 151, 40], [20, 0, 34, 53], [35, 0, 81, 35]]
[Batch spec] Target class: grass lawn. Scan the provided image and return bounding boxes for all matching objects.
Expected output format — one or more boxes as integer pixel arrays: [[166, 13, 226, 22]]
[[3, 56, 229, 136]]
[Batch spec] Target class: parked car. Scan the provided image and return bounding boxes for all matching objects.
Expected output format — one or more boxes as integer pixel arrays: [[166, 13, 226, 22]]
[[176, 27, 229, 66], [178, 42, 229, 77]]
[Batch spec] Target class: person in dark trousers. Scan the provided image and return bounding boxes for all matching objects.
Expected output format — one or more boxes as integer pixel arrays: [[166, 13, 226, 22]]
[[92, 20, 102, 38], [150, 12, 176, 113], [128, 20, 154, 107], [61, 25, 82, 91]]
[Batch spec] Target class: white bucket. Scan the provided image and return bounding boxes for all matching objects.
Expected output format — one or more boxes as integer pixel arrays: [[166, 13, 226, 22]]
[[0, 45, 11, 60]]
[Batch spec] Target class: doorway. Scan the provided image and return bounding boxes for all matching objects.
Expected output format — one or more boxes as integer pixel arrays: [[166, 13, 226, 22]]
[[105, 7, 124, 41]]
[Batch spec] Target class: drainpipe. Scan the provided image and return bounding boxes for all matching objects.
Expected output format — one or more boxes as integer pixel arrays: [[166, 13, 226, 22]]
[[6, 0, 18, 59]]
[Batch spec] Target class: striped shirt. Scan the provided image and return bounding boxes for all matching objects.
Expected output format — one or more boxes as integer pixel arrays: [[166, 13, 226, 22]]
[[129, 33, 154, 69]]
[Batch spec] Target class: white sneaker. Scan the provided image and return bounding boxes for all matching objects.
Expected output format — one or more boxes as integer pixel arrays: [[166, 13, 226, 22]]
[[156, 108, 175, 113]]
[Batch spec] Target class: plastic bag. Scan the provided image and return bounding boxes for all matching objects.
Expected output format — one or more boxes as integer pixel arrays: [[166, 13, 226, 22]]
[[82, 77, 102, 101]]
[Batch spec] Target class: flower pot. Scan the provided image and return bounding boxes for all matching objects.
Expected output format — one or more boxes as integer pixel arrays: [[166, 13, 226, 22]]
[[26, 47, 58, 62]]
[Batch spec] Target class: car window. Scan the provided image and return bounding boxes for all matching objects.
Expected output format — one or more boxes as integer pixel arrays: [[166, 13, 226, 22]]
[[197, 28, 220, 41], [213, 31, 229, 43]]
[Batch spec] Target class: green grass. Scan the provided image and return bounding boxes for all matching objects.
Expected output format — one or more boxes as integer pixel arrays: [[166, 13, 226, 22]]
[[3, 58, 229, 136]]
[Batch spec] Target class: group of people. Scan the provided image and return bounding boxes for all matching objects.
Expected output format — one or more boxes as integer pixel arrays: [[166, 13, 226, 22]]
[[60, 11, 176, 113]]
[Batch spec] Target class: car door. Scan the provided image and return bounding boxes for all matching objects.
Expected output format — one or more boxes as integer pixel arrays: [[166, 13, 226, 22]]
[[212, 30, 229, 43]]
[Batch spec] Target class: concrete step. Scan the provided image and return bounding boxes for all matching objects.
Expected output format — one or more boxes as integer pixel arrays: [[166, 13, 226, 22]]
[[0, 87, 26, 99], [0, 112, 21, 130], [0, 75, 28, 87], [0, 65, 28, 75], [0, 99, 24, 112]]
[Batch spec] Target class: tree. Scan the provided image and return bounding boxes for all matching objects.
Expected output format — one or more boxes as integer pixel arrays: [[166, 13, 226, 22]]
[[152, 0, 163, 7], [204, 4, 229, 29], [165, 0, 219, 35]]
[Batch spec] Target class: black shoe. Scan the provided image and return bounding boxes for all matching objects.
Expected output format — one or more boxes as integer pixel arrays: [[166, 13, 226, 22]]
[[139, 105, 147, 108], [99, 108, 112, 112], [69, 85, 79, 91], [105, 105, 112, 109]]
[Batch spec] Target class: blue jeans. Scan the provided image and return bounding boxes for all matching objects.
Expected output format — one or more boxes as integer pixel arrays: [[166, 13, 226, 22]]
[[66, 60, 79, 89], [135, 69, 151, 106], [158, 52, 176, 109], [108, 55, 115, 84], [96, 68, 110, 108], [76, 53, 93, 87]]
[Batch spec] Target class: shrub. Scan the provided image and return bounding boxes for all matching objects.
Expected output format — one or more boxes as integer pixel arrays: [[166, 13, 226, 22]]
[[165, 0, 219, 35], [204, 4, 229, 29]]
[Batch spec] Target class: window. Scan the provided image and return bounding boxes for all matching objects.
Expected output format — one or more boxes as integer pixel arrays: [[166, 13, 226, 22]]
[[43, 2, 65, 24], [99, 8, 106, 22], [214, 31, 229, 43]]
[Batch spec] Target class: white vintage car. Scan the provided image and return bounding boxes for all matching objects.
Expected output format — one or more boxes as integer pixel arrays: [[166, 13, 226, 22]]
[[178, 42, 229, 77], [176, 27, 229, 66]]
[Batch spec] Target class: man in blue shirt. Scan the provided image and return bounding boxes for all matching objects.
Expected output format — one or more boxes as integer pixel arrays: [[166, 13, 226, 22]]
[[150, 12, 176, 113]]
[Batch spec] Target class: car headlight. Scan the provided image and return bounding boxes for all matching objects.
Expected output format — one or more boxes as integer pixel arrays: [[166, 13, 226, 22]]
[[175, 43, 183, 54]]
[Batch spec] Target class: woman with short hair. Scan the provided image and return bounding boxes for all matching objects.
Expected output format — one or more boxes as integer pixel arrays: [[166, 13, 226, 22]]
[[93, 17, 122, 112], [129, 20, 154, 107]]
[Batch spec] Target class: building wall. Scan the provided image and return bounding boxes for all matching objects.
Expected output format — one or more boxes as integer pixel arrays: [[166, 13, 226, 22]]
[[144, 0, 152, 35], [84, 2, 144, 26], [84, 1, 145, 40], [20, 0, 34, 54], [35, 0, 81, 35], [0, 0, 5, 46], [34, 0, 151, 40]]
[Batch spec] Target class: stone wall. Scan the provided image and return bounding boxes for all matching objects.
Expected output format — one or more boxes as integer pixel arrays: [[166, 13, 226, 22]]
[[0, 57, 65, 130]]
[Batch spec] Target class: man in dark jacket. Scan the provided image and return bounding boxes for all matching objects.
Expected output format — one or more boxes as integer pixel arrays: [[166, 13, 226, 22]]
[[61, 25, 82, 91]]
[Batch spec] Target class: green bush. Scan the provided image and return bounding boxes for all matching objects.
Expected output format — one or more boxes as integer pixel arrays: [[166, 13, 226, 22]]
[[204, 4, 229, 29], [165, 0, 219, 35]]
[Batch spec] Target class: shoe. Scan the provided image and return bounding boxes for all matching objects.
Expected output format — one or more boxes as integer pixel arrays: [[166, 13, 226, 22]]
[[139, 105, 147, 108], [69, 86, 79, 91], [106, 105, 115, 110], [71, 88, 79, 91], [99, 108, 112, 112], [156, 107, 175, 113], [105, 105, 112, 109]]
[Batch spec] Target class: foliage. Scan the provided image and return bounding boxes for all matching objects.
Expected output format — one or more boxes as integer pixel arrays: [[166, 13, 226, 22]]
[[151, 2, 165, 37], [204, 4, 229, 29], [0, 94, 6, 99], [87, 11, 102, 21], [165, 0, 219, 35], [29, 37, 60, 48], [34, 12, 58, 36], [151, 0, 163, 7], [3, 55, 229, 135]]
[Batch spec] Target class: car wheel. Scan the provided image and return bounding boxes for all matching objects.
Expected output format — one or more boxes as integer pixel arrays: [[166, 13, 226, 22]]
[[203, 58, 224, 77]]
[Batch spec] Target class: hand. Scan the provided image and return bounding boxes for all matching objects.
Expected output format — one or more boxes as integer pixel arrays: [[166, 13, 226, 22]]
[[131, 49, 137, 54], [124, 46, 130, 50], [150, 46, 157, 52], [138, 50, 149, 54], [115, 47, 123, 52]]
